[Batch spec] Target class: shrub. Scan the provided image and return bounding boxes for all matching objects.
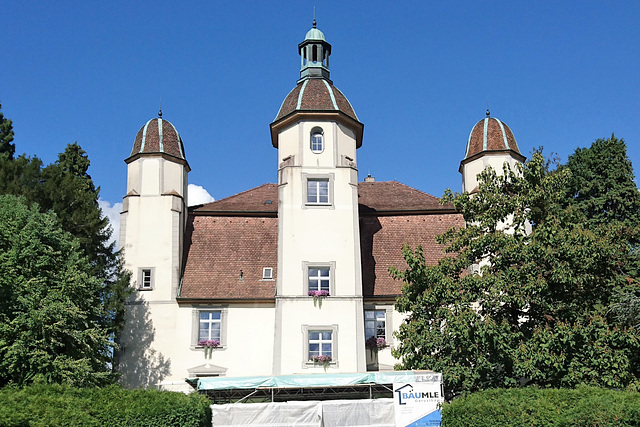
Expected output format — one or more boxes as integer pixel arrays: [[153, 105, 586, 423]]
[[442, 386, 640, 427], [0, 383, 211, 426]]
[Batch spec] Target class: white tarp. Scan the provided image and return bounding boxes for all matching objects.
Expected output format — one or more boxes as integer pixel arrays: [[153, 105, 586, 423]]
[[210, 398, 395, 426], [210, 401, 321, 426], [321, 399, 395, 426]]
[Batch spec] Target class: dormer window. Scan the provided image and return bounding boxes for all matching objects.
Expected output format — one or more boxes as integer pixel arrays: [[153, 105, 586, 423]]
[[262, 267, 273, 280], [310, 128, 324, 153]]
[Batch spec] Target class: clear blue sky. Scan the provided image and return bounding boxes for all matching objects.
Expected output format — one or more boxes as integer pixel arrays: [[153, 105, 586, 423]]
[[3, 2, 639, 212]]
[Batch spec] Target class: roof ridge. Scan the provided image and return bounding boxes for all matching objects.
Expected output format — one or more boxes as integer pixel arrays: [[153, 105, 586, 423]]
[[200, 183, 277, 207], [358, 180, 440, 201]]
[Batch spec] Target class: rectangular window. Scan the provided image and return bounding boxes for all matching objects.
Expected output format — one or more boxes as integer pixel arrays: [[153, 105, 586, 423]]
[[138, 267, 154, 290], [198, 311, 221, 342], [302, 324, 338, 368], [262, 267, 273, 280], [308, 267, 330, 292], [142, 269, 152, 288], [307, 179, 329, 204], [365, 310, 386, 340], [311, 132, 324, 153], [308, 330, 333, 359]]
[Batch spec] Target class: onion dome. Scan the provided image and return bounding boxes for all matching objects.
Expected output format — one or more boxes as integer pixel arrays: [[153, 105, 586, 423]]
[[271, 21, 363, 148], [128, 112, 187, 162], [463, 111, 523, 161]]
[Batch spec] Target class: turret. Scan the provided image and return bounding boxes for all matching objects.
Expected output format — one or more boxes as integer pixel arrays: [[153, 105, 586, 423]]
[[269, 22, 366, 375], [460, 110, 525, 194], [120, 112, 189, 301]]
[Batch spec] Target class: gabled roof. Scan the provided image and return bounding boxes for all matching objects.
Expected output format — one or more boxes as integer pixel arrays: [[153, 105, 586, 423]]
[[358, 181, 454, 213], [191, 181, 454, 215], [180, 215, 278, 300], [360, 213, 464, 297], [180, 181, 463, 300], [192, 184, 278, 215]]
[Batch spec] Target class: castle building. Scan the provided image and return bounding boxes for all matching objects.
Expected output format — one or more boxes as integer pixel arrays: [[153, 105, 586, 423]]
[[118, 21, 522, 393]]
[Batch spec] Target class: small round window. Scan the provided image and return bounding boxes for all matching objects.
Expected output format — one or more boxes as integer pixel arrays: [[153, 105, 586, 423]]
[[310, 128, 324, 153]]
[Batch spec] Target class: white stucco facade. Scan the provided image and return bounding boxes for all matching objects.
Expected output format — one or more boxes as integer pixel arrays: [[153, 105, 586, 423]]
[[116, 23, 515, 394]]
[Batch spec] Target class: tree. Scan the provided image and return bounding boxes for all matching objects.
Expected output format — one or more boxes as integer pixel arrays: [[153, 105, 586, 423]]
[[392, 152, 640, 397], [40, 143, 114, 276], [0, 103, 15, 159], [0, 195, 114, 387], [38, 143, 131, 351], [0, 114, 131, 382], [565, 135, 640, 230]]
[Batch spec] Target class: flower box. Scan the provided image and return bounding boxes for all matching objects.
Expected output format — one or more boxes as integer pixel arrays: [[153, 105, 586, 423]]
[[310, 355, 332, 367], [365, 336, 387, 350]]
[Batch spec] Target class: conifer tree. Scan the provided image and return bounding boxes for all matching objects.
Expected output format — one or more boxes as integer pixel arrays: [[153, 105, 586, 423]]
[[0, 103, 15, 159], [0, 195, 114, 387], [565, 135, 640, 230], [0, 107, 130, 383]]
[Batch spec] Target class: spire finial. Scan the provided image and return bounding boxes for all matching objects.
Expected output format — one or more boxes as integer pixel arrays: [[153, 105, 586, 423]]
[[159, 99, 163, 118], [486, 99, 490, 118], [313, 6, 316, 27]]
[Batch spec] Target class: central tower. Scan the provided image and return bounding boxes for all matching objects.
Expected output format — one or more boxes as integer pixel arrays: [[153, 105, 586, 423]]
[[270, 21, 366, 374]]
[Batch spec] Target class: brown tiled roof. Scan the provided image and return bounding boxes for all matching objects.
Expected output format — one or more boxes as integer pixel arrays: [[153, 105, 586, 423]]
[[192, 184, 278, 213], [361, 213, 464, 297], [130, 117, 186, 160], [464, 117, 520, 160], [180, 181, 463, 300], [274, 78, 358, 122], [358, 181, 454, 213], [180, 215, 278, 300], [192, 181, 452, 214]]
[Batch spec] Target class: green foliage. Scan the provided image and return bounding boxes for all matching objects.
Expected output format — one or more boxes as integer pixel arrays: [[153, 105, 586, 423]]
[[565, 135, 640, 230], [0, 103, 15, 159], [392, 150, 640, 396], [40, 143, 114, 275], [441, 387, 640, 427], [0, 154, 43, 203], [0, 110, 132, 385], [0, 195, 113, 387], [0, 383, 212, 427]]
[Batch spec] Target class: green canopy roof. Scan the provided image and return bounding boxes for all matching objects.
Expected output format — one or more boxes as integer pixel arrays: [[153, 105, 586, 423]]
[[196, 370, 441, 391]]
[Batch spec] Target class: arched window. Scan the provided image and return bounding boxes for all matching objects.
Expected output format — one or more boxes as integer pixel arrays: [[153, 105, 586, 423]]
[[310, 128, 323, 153]]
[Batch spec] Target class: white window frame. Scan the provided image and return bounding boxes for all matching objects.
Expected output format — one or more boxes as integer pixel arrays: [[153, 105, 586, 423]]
[[307, 179, 329, 204], [308, 267, 330, 292], [302, 261, 336, 296], [198, 311, 221, 342], [365, 310, 386, 340], [302, 324, 339, 368], [262, 267, 274, 280], [191, 307, 228, 348], [310, 127, 324, 153], [303, 173, 334, 208], [364, 305, 394, 345], [138, 267, 155, 290]]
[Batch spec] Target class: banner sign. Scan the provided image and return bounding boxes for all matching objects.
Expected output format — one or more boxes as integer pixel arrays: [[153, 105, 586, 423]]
[[393, 373, 444, 426]]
